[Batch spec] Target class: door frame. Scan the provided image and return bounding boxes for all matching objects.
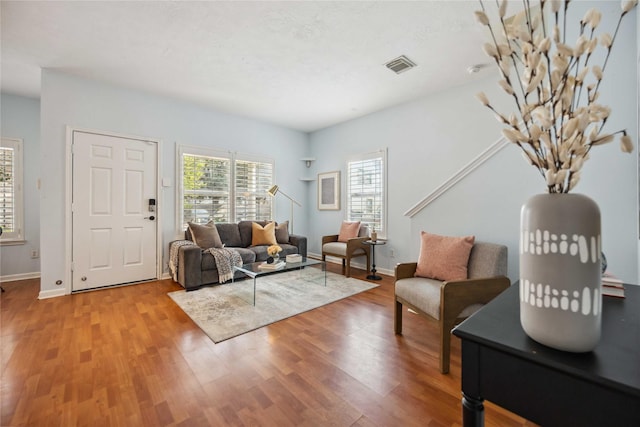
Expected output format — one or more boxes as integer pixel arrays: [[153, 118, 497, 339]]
[[64, 126, 163, 295]]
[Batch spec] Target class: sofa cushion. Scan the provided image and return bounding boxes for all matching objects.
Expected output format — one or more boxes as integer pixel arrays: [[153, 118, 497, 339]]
[[201, 247, 255, 270], [188, 222, 223, 249], [231, 247, 257, 264], [338, 221, 361, 243], [216, 223, 243, 247], [251, 222, 277, 246], [275, 221, 290, 244], [237, 220, 268, 247], [415, 231, 475, 281], [279, 244, 298, 256]]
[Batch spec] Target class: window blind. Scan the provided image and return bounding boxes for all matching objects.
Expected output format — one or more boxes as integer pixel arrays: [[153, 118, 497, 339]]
[[0, 147, 15, 233], [182, 154, 231, 226], [178, 146, 274, 231], [347, 152, 386, 235], [0, 138, 23, 241], [234, 159, 273, 222]]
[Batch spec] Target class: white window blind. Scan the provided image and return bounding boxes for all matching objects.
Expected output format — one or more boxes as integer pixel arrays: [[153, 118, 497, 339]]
[[177, 145, 274, 231], [347, 150, 386, 236], [0, 138, 24, 242], [182, 152, 231, 226], [234, 158, 273, 222]]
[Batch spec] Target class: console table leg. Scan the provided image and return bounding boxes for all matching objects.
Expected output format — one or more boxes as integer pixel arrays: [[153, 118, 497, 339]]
[[462, 393, 484, 427]]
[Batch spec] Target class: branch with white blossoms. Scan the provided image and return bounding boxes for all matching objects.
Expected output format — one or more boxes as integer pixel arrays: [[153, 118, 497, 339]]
[[475, 0, 637, 193]]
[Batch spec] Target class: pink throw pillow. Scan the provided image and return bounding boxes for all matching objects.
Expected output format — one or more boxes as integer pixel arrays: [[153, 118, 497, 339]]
[[337, 221, 361, 243], [415, 231, 475, 281]]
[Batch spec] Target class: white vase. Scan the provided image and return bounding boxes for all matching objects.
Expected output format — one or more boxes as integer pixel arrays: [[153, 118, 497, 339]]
[[519, 193, 602, 352]]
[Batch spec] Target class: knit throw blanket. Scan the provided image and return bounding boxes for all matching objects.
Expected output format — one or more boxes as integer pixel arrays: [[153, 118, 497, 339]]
[[169, 240, 196, 282], [205, 248, 243, 283]]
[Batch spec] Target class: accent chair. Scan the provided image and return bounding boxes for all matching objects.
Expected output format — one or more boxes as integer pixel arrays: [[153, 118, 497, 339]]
[[321, 224, 371, 278], [394, 241, 510, 374]]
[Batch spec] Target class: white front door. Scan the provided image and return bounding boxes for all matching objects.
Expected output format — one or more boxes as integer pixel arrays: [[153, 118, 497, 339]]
[[72, 130, 158, 291]]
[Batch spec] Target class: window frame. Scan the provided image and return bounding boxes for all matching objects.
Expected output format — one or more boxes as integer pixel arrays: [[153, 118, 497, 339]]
[[0, 137, 25, 244], [346, 148, 388, 239], [176, 144, 274, 233]]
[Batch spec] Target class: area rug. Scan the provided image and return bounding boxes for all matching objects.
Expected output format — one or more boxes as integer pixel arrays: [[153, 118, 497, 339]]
[[168, 269, 378, 343]]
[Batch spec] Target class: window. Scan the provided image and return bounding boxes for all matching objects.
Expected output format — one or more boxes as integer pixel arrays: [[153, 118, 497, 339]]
[[346, 149, 387, 237], [234, 157, 273, 223], [0, 138, 24, 243], [182, 151, 231, 225], [177, 145, 273, 230]]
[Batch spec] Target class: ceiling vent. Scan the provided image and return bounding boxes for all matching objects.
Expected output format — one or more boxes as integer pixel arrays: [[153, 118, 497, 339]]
[[385, 55, 417, 74]]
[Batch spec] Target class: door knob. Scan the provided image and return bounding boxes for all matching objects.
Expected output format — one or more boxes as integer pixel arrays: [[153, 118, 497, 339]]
[[144, 216, 155, 220]]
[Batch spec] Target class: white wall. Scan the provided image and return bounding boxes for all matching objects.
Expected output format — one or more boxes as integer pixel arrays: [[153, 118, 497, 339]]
[[25, 1, 640, 294], [309, 1, 638, 284], [39, 70, 309, 296], [0, 93, 41, 280]]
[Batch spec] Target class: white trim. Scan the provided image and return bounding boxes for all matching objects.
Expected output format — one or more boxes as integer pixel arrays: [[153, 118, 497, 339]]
[[65, 126, 73, 295], [0, 239, 26, 246], [308, 251, 394, 277], [0, 271, 40, 282], [155, 139, 164, 282], [38, 288, 67, 299], [404, 136, 509, 218], [65, 126, 162, 295]]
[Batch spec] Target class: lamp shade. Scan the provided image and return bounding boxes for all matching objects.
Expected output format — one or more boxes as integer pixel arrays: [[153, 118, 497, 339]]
[[267, 185, 279, 197]]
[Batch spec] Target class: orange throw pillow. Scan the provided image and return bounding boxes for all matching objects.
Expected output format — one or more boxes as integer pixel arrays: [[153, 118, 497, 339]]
[[337, 221, 361, 243], [415, 231, 475, 281], [251, 221, 278, 246]]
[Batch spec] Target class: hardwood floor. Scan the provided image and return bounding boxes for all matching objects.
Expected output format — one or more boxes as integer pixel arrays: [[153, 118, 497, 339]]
[[1, 266, 535, 426]]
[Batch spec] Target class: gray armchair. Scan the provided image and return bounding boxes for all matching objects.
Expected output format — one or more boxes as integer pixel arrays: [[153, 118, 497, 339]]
[[394, 241, 509, 374]]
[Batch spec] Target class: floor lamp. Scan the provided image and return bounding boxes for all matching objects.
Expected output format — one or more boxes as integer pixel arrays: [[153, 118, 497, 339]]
[[267, 185, 301, 233]]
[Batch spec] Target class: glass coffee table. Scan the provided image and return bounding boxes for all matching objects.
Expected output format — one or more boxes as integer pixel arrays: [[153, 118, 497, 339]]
[[232, 257, 326, 305]]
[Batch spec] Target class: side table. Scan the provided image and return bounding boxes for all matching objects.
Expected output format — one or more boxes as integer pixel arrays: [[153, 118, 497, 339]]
[[363, 240, 385, 280], [452, 282, 640, 426]]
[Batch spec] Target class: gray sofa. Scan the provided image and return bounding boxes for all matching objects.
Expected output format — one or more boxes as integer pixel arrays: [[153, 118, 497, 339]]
[[170, 220, 307, 291]]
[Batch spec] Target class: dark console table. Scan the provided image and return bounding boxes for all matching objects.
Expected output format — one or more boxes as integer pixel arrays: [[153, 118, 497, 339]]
[[453, 282, 640, 427]]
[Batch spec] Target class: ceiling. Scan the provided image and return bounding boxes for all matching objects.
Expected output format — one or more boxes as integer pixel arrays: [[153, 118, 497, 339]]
[[1, 1, 494, 132]]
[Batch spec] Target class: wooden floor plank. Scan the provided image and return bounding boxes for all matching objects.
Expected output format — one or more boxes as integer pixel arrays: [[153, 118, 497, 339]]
[[0, 269, 534, 426]]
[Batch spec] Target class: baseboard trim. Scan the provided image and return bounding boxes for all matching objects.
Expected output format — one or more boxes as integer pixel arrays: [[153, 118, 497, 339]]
[[38, 288, 67, 299], [308, 252, 393, 277], [0, 271, 41, 283]]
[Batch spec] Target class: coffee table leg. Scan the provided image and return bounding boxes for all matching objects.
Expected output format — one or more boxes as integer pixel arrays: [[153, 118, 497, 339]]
[[252, 276, 256, 306]]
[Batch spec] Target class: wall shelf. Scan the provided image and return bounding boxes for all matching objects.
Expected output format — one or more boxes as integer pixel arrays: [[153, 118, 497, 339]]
[[300, 177, 315, 182], [301, 157, 316, 168]]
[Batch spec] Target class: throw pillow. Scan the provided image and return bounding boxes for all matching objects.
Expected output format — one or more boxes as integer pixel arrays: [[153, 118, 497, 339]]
[[251, 221, 278, 246], [188, 221, 223, 249], [337, 221, 361, 243], [415, 231, 475, 281], [275, 221, 290, 244]]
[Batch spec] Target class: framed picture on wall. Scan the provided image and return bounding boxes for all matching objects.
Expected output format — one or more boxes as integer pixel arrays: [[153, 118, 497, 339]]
[[318, 171, 340, 210]]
